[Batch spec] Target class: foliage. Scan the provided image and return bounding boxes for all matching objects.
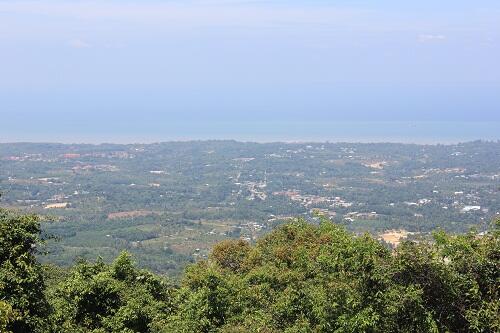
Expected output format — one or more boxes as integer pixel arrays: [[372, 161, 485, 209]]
[[1, 207, 499, 332], [164, 216, 500, 333], [0, 300, 15, 333], [49, 251, 174, 333], [0, 209, 51, 332]]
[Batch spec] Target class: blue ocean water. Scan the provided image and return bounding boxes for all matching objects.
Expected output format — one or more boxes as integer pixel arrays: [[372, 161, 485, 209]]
[[1, 120, 498, 144]]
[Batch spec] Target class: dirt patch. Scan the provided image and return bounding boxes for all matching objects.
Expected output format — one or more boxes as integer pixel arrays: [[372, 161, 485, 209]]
[[363, 161, 388, 169], [379, 229, 410, 247], [107, 210, 154, 220], [45, 202, 70, 209]]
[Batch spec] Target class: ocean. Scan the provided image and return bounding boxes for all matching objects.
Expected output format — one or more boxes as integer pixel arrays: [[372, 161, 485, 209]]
[[1, 120, 498, 144]]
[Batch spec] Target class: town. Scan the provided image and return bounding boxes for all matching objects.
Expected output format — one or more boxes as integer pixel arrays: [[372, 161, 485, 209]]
[[1, 140, 498, 274]]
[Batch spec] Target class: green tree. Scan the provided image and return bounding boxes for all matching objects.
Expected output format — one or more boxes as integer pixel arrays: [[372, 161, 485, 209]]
[[393, 217, 500, 332], [0, 209, 51, 332], [2, 203, 499, 333], [0, 300, 16, 333], [49, 251, 174, 333], [159, 217, 500, 332]]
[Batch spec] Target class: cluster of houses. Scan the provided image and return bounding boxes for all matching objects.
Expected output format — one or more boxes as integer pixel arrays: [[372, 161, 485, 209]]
[[272, 190, 331, 207], [242, 181, 267, 201], [343, 211, 379, 222]]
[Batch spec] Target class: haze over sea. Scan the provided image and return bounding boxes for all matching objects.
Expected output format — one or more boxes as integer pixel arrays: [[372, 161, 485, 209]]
[[2, 119, 498, 144], [1, 1, 499, 144]]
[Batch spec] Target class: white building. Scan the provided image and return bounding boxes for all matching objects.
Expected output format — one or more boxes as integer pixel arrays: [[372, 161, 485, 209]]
[[461, 206, 481, 213]]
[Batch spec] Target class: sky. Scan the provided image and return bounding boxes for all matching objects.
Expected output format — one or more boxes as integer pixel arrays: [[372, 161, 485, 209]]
[[0, 0, 499, 142]]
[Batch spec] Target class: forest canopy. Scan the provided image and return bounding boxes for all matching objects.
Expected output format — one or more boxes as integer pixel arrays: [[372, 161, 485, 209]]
[[1, 208, 499, 333]]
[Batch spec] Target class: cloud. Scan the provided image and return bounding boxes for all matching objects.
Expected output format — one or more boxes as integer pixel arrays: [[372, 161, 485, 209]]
[[418, 34, 446, 43], [68, 39, 91, 48]]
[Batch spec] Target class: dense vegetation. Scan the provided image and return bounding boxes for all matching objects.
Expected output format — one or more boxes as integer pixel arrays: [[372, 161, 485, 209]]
[[1, 141, 499, 275], [1, 208, 498, 332]]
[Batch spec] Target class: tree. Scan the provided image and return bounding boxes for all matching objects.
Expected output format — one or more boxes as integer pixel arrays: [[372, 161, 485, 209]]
[[2, 204, 499, 332], [393, 216, 500, 332], [0, 300, 15, 333], [49, 251, 174, 333], [160, 217, 500, 332], [0, 209, 51, 332]]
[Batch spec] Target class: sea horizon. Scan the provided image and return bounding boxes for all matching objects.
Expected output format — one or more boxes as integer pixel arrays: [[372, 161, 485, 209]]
[[1, 121, 498, 145]]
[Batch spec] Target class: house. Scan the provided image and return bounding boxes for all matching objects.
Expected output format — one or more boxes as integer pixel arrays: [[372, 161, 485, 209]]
[[461, 206, 481, 213]]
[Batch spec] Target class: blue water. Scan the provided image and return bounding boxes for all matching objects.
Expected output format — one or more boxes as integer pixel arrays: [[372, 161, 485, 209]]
[[1, 120, 498, 144]]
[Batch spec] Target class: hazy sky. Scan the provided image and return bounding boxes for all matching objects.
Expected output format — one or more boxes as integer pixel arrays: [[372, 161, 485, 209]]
[[1, 0, 499, 141]]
